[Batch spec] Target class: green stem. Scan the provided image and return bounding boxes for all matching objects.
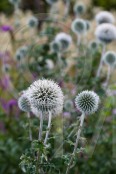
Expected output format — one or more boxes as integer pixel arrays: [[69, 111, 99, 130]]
[[39, 112, 43, 140], [27, 112, 32, 141], [44, 111, 52, 145], [65, 113, 85, 174]]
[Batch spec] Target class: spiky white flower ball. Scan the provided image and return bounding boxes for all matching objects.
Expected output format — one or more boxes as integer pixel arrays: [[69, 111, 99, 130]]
[[28, 16, 38, 28], [18, 94, 31, 112], [46, 0, 59, 5], [71, 19, 86, 34], [89, 40, 100, 52], [95, 11, 115, 25], [27, 79, 64, 115], [95, 23, 116, 44], [73, 2, 86, 16], [75, 91, 100, 115], [55, 32, 72, 51], [50, 41, 62, 53], [103, 51, 116, 67]]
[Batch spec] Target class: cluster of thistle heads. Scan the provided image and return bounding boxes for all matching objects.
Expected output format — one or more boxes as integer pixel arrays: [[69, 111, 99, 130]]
[[18, 79, 100, 118]]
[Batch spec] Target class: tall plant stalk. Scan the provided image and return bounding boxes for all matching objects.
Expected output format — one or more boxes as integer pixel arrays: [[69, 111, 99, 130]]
[[65, 113, 85, 174], [27, 112, 32, 141], [44, 111, 52, 145], [39, 112, 43, 140]]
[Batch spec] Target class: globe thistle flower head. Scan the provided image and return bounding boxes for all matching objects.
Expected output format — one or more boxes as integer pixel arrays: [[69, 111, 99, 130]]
[[103, 51, 116, 67], [74, 2, 86, 16], [27, 79, 64, 115], [55, 32, 72, 51], [71, 19, 86, 34], [75, 90, 100, 115], [18, 94, 31, 112], [18, 46, 28, 57], [95, 11, 115, 25], [46, 0, 59, 5], [89, 40, 100, 52], [95, 23, 116, 44], [9, 0, 20, 5], [50, 41, 62, 53], [28, 16, 38, 28], [2, 64, 11, 73]]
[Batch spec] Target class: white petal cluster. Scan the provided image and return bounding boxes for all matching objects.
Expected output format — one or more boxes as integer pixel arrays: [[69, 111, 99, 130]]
[[95, 23, 116, 44], [103, 51, 116, 67], [75, 90, 100, 115], [71, 19, 86, 34], [27, 79, 64, 115], [55, 32, 72, 51], [18, 94, 31, 112], [95, 11, 115, 25]]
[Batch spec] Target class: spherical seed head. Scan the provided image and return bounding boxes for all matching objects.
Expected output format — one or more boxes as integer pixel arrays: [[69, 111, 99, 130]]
[[2, 64, 11, 73], [71, 19, 86, 34], [74, 2, 86, 15], [95, 11, 115, 25], [55, 32, 72, 51], [28, 16, 38, 28], [103, 51, 116, 67], [75, 90, 100, 115], [18, 94, 31, 112], [46, 0, 59, 5], [27, 79, 64, 115], [95, 23, 116, 44], [50, 41, 62, 53]]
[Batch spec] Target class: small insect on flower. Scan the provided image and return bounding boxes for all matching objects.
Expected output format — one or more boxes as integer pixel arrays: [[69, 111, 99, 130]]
[[55, 32, 72, 51], [27, 79, 64, 116], [103, 51, 116, 67], [46, 0, 59, 5], [28, 16, 38, 28], [71, 19, 86, 34], [95, 23, 116, 44], [95, 11, 115, 25], [75, 91, 100, 115], [18, 94, 31, 112], [73, 2, 86, 16]]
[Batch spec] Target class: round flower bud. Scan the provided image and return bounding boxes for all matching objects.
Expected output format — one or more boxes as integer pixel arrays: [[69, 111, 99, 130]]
[[75, 90, 100, 115], [19, 46, 28, 57], [18, 94, 31, 112], [71, 19, 86, 34], [46, 0, 59, 5], [103, 51, 116, 67], [50, 41, 62, 53], [27, 79, 64, 115], [73, 2, 86, 16], [28, 16, 38, 28], [55, 32, 72, 51], [2, 64, 11, 73], [95, 11, 115, 25], [95, 23, 116, 44]]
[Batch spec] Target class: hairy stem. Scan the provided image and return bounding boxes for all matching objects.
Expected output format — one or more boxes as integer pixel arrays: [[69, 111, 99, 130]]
[[96, 44, 106, 78], [27, 112, 32, 141], [39, 112, 43, 140], [65, 113, 85, 174], [44, 111, 52, 145]]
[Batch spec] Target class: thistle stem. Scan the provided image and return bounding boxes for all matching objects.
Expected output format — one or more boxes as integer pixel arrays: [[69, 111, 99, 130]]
[[65, 113, 85, 174], [44, 111, 52, 145], [27, 112, 32, 141], [39, 112, 43, 140], [64, 0, 70, 19], [96, 44, 106, 78], [105, 66, 111, 87]]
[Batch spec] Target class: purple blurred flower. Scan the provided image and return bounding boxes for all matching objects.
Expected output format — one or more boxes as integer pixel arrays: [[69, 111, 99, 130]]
[[0, 25, 13, 32], [63, 112, 71, 119], [112, 109, 116, 115], [0, 75, 11, 90], [0, 98, 19, 117]]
